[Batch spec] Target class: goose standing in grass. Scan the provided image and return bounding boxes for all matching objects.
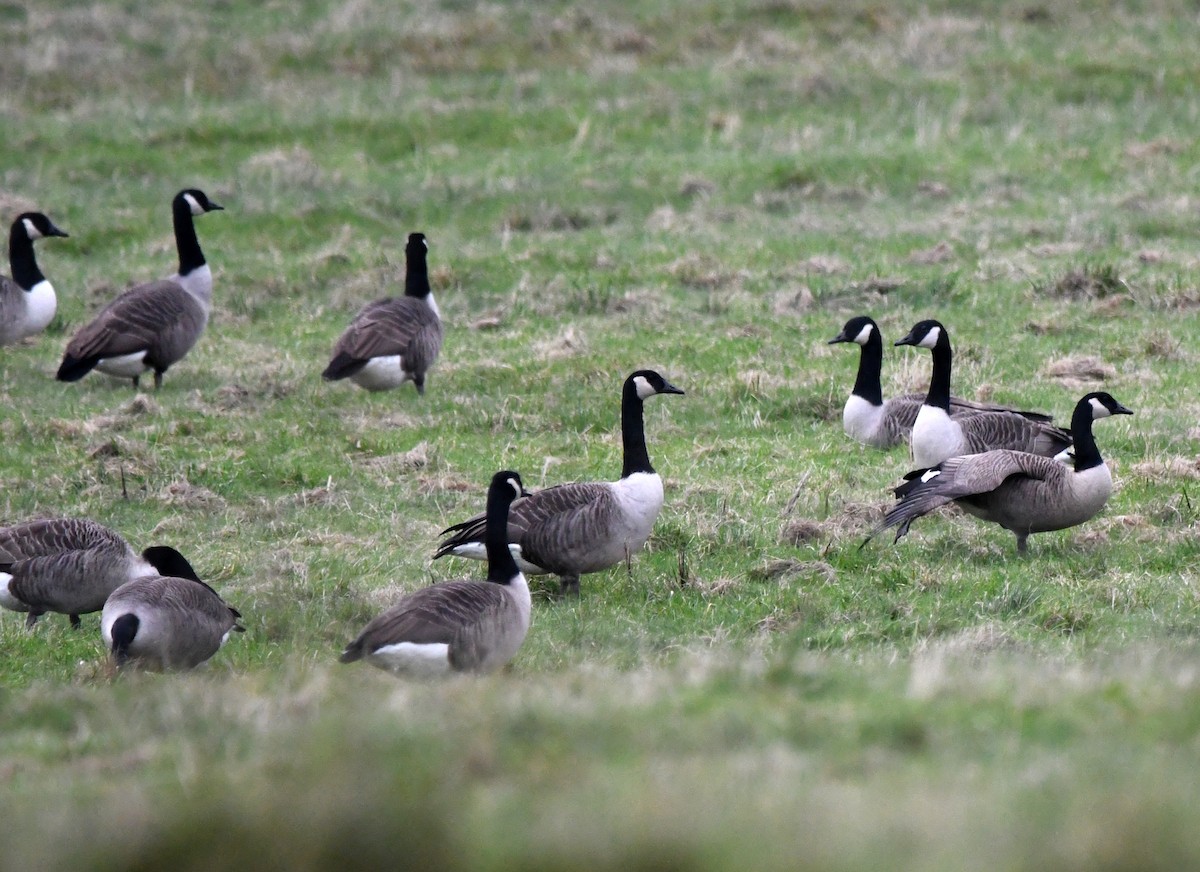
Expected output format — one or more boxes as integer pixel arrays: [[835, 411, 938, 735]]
[[0, 519, 195, 628], [56, 188, 223, 389], [866, 391, 1132, 554], [0, 212, 69, 346], [101, 546, 244, 671], [322, 232, 443, 394], [895, 319, 1072, 467], [340, 470, 531, 676], [435, 370, 684, 596], [829, 315, 1055, 449]]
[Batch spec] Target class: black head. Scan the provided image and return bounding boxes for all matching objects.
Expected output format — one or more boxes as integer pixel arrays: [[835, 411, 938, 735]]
[[406, 232, 428, 257], [490, 470, 531, 503], [1081, 392, 1134, 419], [895, 319, 948, 350], [829, 315, 878, 346], [626, 369, 685, 400], [141, 546, 203, 582], [14, 212, 69, 241], [175, 188, 224, 215]]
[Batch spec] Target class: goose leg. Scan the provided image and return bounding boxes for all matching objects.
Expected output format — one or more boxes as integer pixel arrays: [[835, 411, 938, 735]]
[[413, 375, 426, 395], [24, 612, 41, 629], [69, 614, 82, 629], [559, 574, 581, 597], [131, 374, 140, 388], [154, 370, 164, 390], [1016, 534, 1029, 555]]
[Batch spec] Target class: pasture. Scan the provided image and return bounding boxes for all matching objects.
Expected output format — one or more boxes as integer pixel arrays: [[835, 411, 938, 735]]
[[2, 0, 1200, 868]]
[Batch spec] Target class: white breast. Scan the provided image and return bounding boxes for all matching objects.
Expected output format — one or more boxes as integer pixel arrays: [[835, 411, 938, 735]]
[[610, 471, 665, 549], [843, 395, 887, 446], [174, 263, 213, 308], [911, 405, 962, 467], [350, 355, 411, 391], [22, 279, 58, 336]]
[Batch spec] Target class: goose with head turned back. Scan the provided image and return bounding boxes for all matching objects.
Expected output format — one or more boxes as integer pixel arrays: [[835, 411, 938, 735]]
[[0, 518, 198, 629], [101, 546, 244, 671], [322, 232, 443, 394], [829, 315, 1055, 449], [340, 471, 531, 676], [56, 188, 223, 389], [0, 212, 69, 346], [866, 391, 1132, 554], [435, 370, 684, 596], [895, 319, 1072, 467]]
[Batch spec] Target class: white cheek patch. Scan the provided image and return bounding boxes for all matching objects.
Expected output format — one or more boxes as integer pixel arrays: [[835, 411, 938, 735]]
[[22, 218, 42, 240], [633, 375, 654, 399], [918, 326, 941, 349], [1089, 397, 1111, 419], [184, 193, 203, 215], [507, 477, 523, 500], [853, 323, 874, 345]]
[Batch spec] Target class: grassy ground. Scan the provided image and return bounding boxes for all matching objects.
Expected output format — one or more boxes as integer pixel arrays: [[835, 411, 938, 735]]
[[2, 0, 1200, 868]]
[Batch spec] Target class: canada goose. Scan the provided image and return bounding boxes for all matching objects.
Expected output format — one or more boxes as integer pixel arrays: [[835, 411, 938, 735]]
[[895, 319, 1072, 467], [866, 391, 1132, 553], [829, 315, 1055, 448], [340, 470, 531, 676], [101, 545, 244, 670], [0, 518, 191, 628], [56, 188, 223, 389], [435, 370, 684, 596], [322, 232, 443, 393], [0, 212, 69, 346]]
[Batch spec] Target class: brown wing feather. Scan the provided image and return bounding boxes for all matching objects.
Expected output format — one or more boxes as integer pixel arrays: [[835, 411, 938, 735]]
[[345, 581, 508, 655], [332, 298, 440, 362], [65, 281, 206, 362]]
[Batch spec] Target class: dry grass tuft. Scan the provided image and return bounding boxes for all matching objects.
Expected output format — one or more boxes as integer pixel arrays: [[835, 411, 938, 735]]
[[1044, 355, 1116, 383], [158, 478, 226, 509], [1047, 264, 1127, 299], [907, 241, 954, 265], [780, 518, 828, 547], [359, 441, 432, 477], [534, 326, 589, 360], [752, 558, 837, 585], [1130, 456, 1200, 482]]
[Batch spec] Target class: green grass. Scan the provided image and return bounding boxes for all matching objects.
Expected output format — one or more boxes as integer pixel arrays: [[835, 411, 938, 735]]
[[3, 0, 1200, 868]]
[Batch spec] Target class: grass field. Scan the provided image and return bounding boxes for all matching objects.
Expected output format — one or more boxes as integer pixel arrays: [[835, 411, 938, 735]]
[[3, 0, 1200, 868]]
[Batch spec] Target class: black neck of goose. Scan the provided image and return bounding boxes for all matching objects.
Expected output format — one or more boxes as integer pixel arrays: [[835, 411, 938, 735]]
[[852, 332, 885, 406], [173, 197, 207, 277], [620, 382, 654, 478], [485, 490, 520, 584], [1069, 400, 1103, 472], [9, 223, 44, 290], [404, 247, 431, 299], [924, 340, 953, 412]]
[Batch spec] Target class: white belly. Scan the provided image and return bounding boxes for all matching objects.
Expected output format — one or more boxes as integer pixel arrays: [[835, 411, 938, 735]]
[[350, 355, 411, 391], [366, 641, 452, 676], [911, 405, 962, 467], [96, 351, 150, 379]]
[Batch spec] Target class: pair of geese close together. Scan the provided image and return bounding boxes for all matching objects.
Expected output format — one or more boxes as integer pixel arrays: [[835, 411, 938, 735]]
[[830, 315, 1133, 554], [0, 370, 686, 675], [4, 190, 444, 395]]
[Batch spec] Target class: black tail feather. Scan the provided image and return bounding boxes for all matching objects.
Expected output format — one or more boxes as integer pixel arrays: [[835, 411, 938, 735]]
[[56, 354, 100, 382], [322, 353, 368, 381], [110, 613, 140, 664]]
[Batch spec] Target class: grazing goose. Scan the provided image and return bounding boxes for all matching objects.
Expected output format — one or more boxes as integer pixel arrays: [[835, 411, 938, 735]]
[[435, 370, 684, 596], [56, 188, 223, 389], [0, 212, 69, 346], [0, 518, 191, 628], [829, 315, 1055, 448], [340, 470, 531, 676], [322, 232, 443, 393], [866, 391, 1132, 554], [895, 319, 1072, 467], [101, 546, 244, 671]]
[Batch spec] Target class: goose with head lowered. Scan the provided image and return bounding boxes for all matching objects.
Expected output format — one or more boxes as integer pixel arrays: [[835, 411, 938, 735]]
[[865, 391, 1132, 554], [0, 518, 198, 629], [829, 315, 1055, 449], [56, 188, 223, 389], [102, 546, 244, 671], [895, 319, 1072, 467], [322, 232, 443, 394], [340, 470, 531, 676], [0, 212, 69, 346], [435, 369, 684, 597]]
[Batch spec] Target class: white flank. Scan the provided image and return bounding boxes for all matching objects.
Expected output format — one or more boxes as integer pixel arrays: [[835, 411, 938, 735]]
[[911, 405, 961, 468], [96, 351, 150, 379], [367, 641, 452, 676], [842, 394, 886, 446], [350, 355, 411, 391], [0, 573, 30, 613], [452, 541, 546, 575]]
